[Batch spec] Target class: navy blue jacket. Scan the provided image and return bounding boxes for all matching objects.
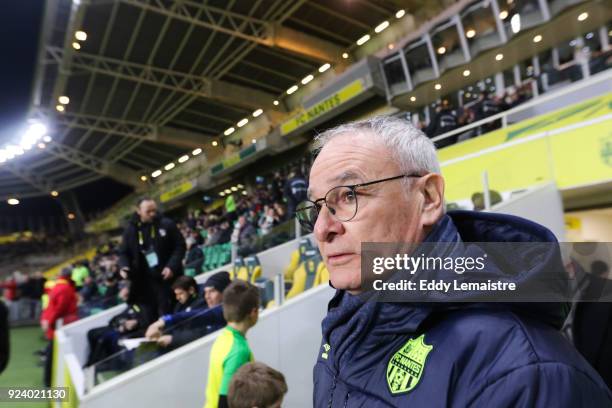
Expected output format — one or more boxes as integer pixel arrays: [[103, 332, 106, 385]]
[[162, 304, 226, 349], [313, 211, 612, 407]]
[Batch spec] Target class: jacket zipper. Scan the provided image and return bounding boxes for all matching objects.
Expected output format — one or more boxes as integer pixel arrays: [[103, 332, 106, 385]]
[[343, 392, 350, 408], [327, 376, 338, 408]]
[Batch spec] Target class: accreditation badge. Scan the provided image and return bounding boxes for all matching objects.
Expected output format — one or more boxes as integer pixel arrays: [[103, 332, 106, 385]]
[[145, 250, 159, 268]]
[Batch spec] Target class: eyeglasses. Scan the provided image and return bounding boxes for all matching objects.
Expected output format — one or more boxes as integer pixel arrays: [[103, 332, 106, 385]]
[[295, 173, 423, 232]]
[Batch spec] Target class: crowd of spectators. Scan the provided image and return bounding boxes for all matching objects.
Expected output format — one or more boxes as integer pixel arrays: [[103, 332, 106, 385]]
[[179, 166, 308, 260], [419, 83, 535, 148]]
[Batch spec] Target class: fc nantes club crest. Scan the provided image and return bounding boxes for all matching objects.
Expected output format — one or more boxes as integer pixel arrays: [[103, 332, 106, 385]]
[[387, 334, 433, 394]]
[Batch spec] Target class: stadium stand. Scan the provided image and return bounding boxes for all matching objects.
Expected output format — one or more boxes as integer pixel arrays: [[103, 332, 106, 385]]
[[2, 0, 612, 406]]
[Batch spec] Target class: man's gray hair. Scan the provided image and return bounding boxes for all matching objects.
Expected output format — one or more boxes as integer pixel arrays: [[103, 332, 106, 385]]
[[312, 115, 440, 175]]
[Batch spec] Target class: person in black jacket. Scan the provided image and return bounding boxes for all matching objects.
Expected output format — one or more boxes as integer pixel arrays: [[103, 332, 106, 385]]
[[284, 168, 308, 218], [171, 275, 206, 314], [424, 100, 458, 148], [184, 237, 204, 274], [84, 281, 155, 367], [0, 301, 9, 374], [148, 271, 230, 351], [573, 260, 612, 389], [118, 198, 186, 317]]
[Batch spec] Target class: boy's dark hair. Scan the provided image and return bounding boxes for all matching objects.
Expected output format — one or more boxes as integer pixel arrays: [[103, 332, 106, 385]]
[[136, 197, 155, 207], [227, 362, 287, 408], [222, 280, 259, 323], [172, 275, 198, 292]]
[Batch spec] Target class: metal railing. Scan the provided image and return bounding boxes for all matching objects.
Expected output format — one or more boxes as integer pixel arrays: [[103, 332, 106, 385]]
[[431, 69, 612, 146]]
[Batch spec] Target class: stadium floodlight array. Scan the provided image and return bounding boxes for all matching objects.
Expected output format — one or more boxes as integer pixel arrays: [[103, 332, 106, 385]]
[[0, 121, 49, 164]]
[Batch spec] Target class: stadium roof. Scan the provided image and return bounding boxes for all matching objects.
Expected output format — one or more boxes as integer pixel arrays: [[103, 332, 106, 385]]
[[0, 0, 443, 201]]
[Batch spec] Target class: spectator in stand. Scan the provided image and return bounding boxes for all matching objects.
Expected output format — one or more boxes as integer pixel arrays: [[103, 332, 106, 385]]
[[424, 100, 458, 147], [234, 215, 258, 256], [171, 276, 205, 314], [80, 275, 99, 303], [118, 197, 186, 318], [228, 362, 288, 408], [217, 219, 233, 245], [184, 237, 204, 274], [284, 168, 308, 218], [41, 268, 78, 386], [84, 281, 155, 367], [186, 212, 197, 230], [0, 276, 17, 303], [473, 90, 501, 134], [205, 225, 221, 247], [71, 260, 90, 290], [205, 280, 260, 408], [146, 272, 229, 351], [273, 202, 287, 223], [189, 228, 204, 246], [225, 193, 237, 223], [259, 207, 280, 236], [471, 190, 503, 211], [100, 273, 120, 308], [31, 271, 46, 300]]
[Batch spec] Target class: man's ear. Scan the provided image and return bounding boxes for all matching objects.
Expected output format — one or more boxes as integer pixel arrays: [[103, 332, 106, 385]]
[[420, 173, 445, 227]]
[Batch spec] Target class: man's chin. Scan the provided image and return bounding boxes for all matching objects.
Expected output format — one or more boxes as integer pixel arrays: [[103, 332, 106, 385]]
[[329, 270, 361, 293]]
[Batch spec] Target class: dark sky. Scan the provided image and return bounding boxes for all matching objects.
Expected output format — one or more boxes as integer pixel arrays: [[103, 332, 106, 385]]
[[0, 2, 134, 227], [0, 1, 45, 140]]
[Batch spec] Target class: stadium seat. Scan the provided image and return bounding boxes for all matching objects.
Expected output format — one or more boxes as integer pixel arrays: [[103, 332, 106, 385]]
[[254, 279, 275, 309], [286, 249, 323, 300], [283, 238, 314, 282], [233, 256, 262, 284], [229, 257, 244, 280]]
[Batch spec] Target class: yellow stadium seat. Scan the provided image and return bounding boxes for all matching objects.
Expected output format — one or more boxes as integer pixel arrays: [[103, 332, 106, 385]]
[[284, 238, 314, 282], [286, 249, 322, 300], [235, 256, 261, 284], [229, 257, 244, 280]]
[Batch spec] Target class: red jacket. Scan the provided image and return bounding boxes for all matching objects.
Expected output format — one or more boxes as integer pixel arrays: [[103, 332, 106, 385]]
[[40, 278, 78, 340], [0, 280, 17, 301]]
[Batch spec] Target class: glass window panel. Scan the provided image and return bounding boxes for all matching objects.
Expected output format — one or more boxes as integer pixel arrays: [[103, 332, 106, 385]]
[[461, 1, 503, 55], [382, 55, 409, 95], [501, 0, 545, 39], [431, 19, 466, 71], [404, 40, 436, 85]]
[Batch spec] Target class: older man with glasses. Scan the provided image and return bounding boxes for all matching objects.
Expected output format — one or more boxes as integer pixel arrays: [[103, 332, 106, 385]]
[[303, 116, 611, 407]]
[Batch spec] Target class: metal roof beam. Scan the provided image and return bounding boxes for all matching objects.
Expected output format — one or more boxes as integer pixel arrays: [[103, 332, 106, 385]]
[[156, 126, 209, 149], [44, 142, 142, 188], [3, 162, 53, 194], [45, 46, 276, 110], [38, 109, 156, 141], [119, 0, 343, 63]]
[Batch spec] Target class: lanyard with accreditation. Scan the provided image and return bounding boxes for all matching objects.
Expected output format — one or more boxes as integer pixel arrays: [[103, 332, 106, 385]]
[[138, 223, 159, 269]]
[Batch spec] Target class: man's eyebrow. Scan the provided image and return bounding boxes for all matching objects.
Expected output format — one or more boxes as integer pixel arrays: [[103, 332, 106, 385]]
[[308, 171, 363, 199], [329, 171, 362, 185]]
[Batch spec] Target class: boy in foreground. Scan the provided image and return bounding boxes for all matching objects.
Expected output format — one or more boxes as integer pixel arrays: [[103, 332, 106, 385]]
[[205, 280, 260, 408], [228, 362, 288, 408]]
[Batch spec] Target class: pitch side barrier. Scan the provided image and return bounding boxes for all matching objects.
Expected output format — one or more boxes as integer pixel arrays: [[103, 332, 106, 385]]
[[78, 283, 334, 408]]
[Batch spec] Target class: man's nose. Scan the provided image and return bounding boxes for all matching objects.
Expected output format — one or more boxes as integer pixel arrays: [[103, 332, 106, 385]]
[[314, 205, 344, 242]]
